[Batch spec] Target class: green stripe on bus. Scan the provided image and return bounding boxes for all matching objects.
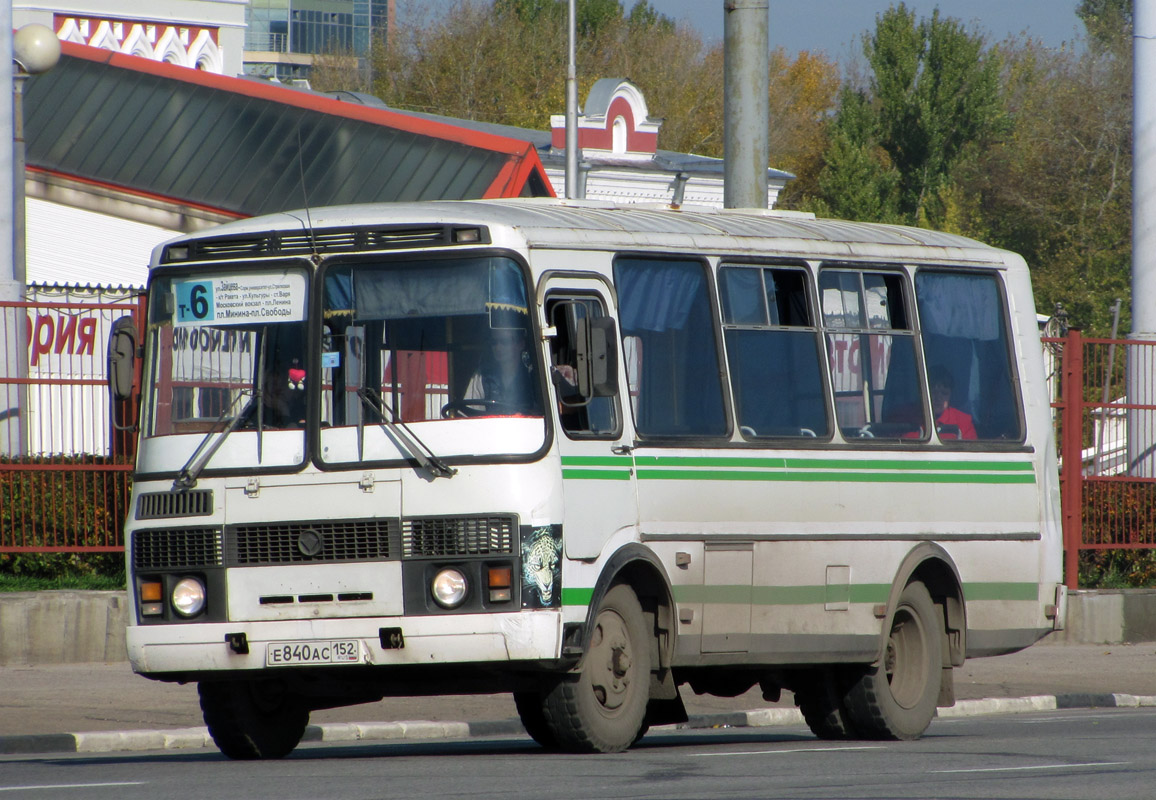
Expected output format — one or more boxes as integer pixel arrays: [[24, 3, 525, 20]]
[[565, 582, 1037, 607], [633, 455, 1033, 472], [560, 456, 635, 466], [635, 469, 1034, 484], [562, 469, 632, 481], [786, 457, 1034, 472], [562, 587, 595, 606], [675, 584, 891, 605], [963, 582, 1040, 602], [634, 456, 788, 469], [673, 585, 758, 604]]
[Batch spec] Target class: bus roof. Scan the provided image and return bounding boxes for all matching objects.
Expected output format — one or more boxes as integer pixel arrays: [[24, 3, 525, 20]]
[[154, 198, 1014, 269]]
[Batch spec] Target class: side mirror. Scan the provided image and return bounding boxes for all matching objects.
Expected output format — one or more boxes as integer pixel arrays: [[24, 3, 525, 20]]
[[107, 316, 138, 401], [575, 316, 619, 398]]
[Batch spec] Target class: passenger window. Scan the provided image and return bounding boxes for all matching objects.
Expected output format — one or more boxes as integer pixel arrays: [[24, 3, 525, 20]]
[[719, 266, 829, 439], [546, 296, 620, 437], [820, 269, 926, 440], [915, 271, 1023, 442], [614, 257, 727, 438]]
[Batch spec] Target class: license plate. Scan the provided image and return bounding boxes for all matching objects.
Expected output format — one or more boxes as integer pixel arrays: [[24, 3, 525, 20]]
[[266, 640, 361, 667]]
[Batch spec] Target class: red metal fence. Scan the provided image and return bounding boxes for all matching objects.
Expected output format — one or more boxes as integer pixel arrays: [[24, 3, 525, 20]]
[[0, 293, 144, 551], [1050, 329, 1156, 588], [3, 304, 1154, 578]]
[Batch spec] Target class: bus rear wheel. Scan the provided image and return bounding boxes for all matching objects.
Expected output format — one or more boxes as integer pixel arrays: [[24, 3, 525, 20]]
[[845, 581, 941, 740], [199, 678, 309, 759], [541, 583, 651, 753]]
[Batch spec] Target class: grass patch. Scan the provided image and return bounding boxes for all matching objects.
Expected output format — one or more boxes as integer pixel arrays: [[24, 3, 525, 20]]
[[0, 573, 125, 591]]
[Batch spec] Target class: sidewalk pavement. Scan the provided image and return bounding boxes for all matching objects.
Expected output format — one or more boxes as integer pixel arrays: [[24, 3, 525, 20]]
[[3, 638, 1155, 756]]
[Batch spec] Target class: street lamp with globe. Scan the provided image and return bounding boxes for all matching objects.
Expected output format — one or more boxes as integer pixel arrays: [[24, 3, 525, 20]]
[[13, 24, 61, 286], [1, 23, 60, 456]]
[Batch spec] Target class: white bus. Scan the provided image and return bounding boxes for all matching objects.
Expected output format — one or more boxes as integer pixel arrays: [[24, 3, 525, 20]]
[[113, 199, 1065, 759]]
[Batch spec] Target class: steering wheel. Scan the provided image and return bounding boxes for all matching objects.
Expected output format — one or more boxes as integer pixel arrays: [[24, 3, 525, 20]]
[[440, 398, 523, 419]]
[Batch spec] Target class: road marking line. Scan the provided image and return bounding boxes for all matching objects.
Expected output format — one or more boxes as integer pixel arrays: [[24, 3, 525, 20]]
[[1017, 713, 1144, 723], [690, 745, 885, 757], [930, 761, 1129, 774], [0, 783, 145, 793]]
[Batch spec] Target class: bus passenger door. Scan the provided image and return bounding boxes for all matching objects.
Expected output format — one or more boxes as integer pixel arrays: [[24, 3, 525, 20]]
[[541, 276, 637, 561]]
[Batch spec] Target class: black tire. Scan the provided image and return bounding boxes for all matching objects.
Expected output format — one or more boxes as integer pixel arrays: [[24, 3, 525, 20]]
[[844, 581, 941, 740], [513, 690, 559, 749], [632, 721, 651, 745], [199, 679, 309, 760], [541, 583, 651, 753], [795, 667, 861, 740]]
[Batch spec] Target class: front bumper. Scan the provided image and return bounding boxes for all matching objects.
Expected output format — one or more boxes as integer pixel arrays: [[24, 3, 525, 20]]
[[127, 610, 563, 675]]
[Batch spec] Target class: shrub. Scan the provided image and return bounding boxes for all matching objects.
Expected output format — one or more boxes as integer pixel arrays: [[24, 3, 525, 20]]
[[0, 454, 131, 550], [0, 552, 125, 590], [0, 454, 130, 590], [1078, 550, 1156, 589]]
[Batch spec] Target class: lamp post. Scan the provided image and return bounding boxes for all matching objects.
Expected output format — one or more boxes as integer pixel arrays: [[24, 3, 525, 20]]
[[13, 25, 60, 286], [1, 23, 60, 456]]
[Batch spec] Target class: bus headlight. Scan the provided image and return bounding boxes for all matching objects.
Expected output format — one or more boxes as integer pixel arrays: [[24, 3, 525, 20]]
[[431, 568, 468, 608], [171, 577, 207, 617]]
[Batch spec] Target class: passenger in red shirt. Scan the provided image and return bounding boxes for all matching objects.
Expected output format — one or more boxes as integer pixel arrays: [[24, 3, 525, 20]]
[[929, 366, 977, 440]]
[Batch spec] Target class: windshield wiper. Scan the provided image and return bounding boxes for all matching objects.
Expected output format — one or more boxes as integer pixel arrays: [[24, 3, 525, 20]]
[[173, 393, 258, 490], [356, 386, 456, 479]]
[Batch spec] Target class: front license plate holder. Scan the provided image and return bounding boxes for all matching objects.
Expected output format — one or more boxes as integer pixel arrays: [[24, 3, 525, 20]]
[[266, 639, 361, 667]]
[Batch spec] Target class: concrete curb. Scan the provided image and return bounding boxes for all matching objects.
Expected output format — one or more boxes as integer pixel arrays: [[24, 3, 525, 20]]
[[3, 693, 1154, 757]]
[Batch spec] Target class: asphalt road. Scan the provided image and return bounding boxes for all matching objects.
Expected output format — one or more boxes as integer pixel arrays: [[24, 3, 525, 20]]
[[5, 641, 1156, 738], [1, 707, 1153, 800]]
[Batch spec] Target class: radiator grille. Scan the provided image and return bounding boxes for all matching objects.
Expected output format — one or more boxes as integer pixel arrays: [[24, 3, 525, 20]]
[[229, 518, 398, 565], [133, 527, 222, 570], [137, 490, 213, 520], [402, 515, 516, 558]]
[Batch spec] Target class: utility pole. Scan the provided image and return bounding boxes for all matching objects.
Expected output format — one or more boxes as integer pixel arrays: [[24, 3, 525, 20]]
[[564, 0, 579, 200], [1, 5, 19, 456], [723, 0, 769, 209], [0, 21, 60, 457], [1130, 0, 1156, 475]]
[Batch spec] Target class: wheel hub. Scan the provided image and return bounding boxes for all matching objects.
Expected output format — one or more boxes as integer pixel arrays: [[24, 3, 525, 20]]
[[589, 610, 633, 711]]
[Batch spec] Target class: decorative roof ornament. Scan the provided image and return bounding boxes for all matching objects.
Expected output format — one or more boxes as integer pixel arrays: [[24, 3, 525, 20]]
[[550, 78, 662, 160]]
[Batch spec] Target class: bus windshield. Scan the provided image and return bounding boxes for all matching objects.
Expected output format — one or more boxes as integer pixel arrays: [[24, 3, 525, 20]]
[[138, 266, 310, 476], [317, 255, 546, 465], [144, 267, 309, 437]]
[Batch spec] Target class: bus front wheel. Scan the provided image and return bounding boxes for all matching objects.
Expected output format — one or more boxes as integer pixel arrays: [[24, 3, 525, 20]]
[[542, 583, 651, 753], [199, 679, 309, 759], [845, 581, 941, 740], [513, 690, 560, 749], [795, 667, 860, 740]]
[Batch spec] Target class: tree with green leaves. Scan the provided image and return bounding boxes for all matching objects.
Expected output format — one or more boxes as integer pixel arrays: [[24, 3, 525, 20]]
[[954, 13, 1132, 336], [1077, 0, 1133, 54], [812, 3, 1003, 227], [811, 87, 901, 222], [371, 0, 838, 196]]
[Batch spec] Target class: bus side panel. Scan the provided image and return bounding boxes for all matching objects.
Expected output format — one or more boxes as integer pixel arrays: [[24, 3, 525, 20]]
[[633, 444, 1050, 666]]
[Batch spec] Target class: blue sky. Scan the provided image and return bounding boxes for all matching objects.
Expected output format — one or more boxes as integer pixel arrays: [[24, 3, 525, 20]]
[[676, 0, 1086, 58], [408, 1, 1087, 61]]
